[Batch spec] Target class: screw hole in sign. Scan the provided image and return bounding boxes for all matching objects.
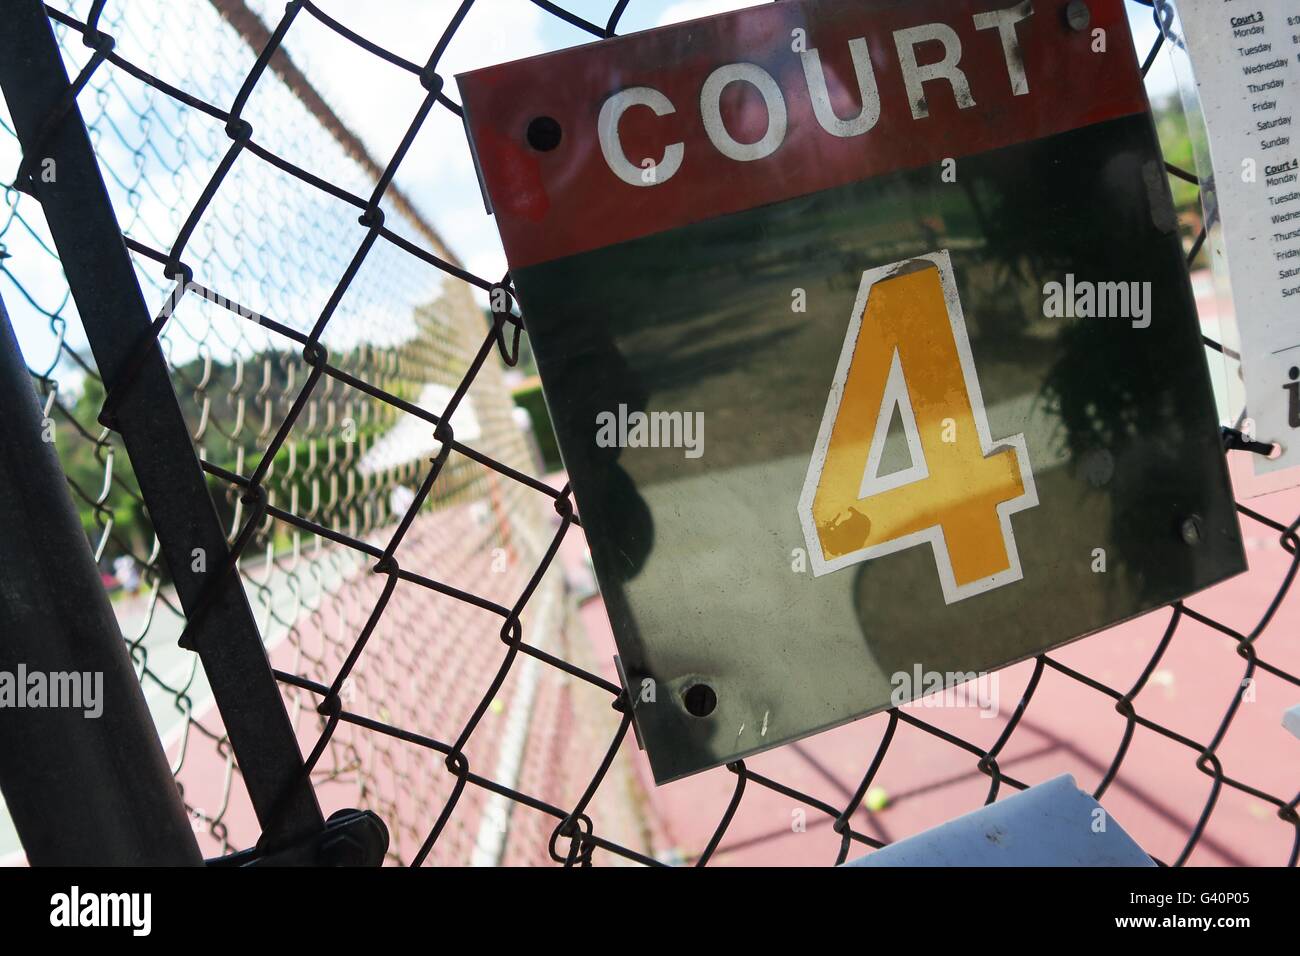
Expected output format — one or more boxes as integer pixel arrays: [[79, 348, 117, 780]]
[[526, 115, 562, 152], [683, 683, 717, 718]]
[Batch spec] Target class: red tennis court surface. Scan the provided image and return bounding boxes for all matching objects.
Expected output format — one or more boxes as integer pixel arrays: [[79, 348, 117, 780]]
[[157, 268, 1298, 867], [160, 441, 1298, 868], [563, 450, 1300, 866]]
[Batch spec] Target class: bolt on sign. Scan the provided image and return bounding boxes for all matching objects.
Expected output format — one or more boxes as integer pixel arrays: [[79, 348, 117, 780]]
[[459, 0, 1246, 783]]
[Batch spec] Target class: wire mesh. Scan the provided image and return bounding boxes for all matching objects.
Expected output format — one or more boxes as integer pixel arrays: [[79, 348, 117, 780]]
[[0, 0, 1296, 867]]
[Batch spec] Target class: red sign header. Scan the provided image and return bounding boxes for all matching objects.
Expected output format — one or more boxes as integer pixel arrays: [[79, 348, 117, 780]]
[[458, 0, 1148, 269]]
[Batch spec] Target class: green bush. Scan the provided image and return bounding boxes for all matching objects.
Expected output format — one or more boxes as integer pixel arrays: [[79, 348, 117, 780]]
[[512, 381, 563, 473]]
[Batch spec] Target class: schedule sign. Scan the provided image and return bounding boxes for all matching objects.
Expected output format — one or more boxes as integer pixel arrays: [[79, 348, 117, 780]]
[[459, 0, 1245, 782], [1168, 0, 1300, 477]]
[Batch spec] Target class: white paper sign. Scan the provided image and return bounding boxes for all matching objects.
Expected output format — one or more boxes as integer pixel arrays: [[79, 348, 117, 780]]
[[1173, 0, 1299, 474]]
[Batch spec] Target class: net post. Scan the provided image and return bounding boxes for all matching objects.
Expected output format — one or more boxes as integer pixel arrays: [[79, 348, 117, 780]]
[[0, 0, 324, 850], [0, 293, 204, 865]]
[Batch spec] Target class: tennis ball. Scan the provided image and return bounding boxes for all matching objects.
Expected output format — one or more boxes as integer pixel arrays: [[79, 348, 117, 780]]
[[865, 786, 889, 812]]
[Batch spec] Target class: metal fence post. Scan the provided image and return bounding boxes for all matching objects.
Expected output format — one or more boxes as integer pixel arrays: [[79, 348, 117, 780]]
[[0, 0, 324, 850], [0, 294, 203, 865]]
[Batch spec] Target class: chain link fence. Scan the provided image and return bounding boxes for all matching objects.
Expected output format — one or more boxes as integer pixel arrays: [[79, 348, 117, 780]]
[[0, 0, 1296, 866]]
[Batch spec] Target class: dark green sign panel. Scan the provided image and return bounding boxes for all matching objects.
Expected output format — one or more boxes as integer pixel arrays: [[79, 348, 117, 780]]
[[460, 0, 1245, 782]]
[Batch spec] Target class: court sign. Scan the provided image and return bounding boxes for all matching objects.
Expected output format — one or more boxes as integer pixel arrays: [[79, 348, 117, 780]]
[[459, 0, 1246, 782]]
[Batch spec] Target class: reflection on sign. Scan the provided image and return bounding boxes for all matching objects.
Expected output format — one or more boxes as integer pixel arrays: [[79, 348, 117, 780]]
[[798, 250, 1038, 604]]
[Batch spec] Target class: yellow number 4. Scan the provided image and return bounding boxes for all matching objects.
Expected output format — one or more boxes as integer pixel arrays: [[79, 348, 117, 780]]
[[797, 250, 1038, 604]]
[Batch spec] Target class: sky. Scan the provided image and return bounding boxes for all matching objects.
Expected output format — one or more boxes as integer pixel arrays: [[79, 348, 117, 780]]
[[242, 0, 1180, 297], [0, 1, 1181, 378]]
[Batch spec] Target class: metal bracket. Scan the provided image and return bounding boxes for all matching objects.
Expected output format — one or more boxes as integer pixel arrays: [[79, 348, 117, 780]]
[[1222, 426, 1275, 457], [209, 809, 390, 867]]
